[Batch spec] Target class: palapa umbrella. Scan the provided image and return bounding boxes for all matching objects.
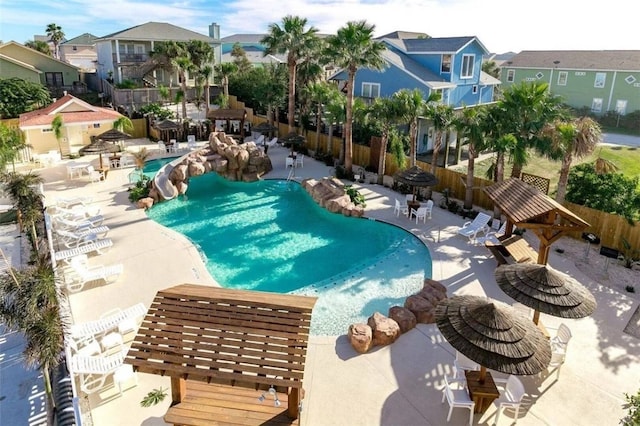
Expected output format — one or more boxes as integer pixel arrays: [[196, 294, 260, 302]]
[[494, 263, 597, 325], [436, 295, 551, 383], [279, 131, 306, 156], [80, 139, 115, 169], [252, 121, 278, 134], [97, 128, 131, 142], [393, 166, 438, 202]]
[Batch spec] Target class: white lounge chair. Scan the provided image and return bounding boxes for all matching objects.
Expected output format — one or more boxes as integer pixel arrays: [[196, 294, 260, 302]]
[[64, 255, 124, 293], [68, 350, 128, 394], [457, 212, 492, 243], [441, 375, 474, 426], [56, 229, 109, 249], [494, 375, 526, 424], [56, 196, 93, 209], [54, 216, 109, 234], [70, 303, 147, 341], [286, 156, 294, 168], [266, 137, 278, 147], [54, 204, 102, 219], [475, 220, 508, 245], [54, 239, 114, 264]]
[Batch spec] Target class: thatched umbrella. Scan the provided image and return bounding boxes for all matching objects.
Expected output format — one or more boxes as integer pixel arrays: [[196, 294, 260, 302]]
[[80, 139, 114, 169], [393, 166, 438, 202], [97, 128, 131, 142], [436, 295, 551, 383], [253, 122, 278, 134], [279, 132, 306, 156], [494, 263, 597, 325]]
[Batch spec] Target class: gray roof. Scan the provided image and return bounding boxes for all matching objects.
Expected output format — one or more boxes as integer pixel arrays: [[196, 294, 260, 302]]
[[505, 50, 640, 71], [221, 34, 266, 44], [221, 51, 285, 64], [382, 48, 454, 89], [386, 36, 481, 54], [62, 33, 98, 46], [97, 22, 213, 42], [480, 71, 501, 86], [376, 30, 430, 40]]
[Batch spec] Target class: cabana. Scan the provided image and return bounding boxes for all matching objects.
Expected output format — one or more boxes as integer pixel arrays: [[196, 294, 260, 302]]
[[207, 109, 248, 139], [484, 178, 589, 265], [124, 284, 317, 426]]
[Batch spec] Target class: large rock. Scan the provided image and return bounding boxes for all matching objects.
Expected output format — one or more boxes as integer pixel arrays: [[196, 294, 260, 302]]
[[348, 323, 372, 354], [188, 162, 206, 176], [404, 294, 437, 324], [367, 312, 400, 346], [302, 177, 364, 218], [388, 306, 417, 334], [137, 197, 154, 209]]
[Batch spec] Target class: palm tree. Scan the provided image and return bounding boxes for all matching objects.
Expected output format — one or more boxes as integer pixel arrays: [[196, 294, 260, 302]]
[[24, 40, 51, 55], [113, 116, 133, 133], [158, 85, 170, 106], [394, 88, 440, 167], [302, 81, 333, 152], [187, 40, 215, 115], [51, 114, 64, 156], [215, 63, 238, 99], [1, 172, 44, 252], [45, 23, 64, 59], [175, 55, 194, 120], [455, 106, 488, 209], [367, 97, 402, 184], [324, 20, 386, 174], [261, 15, 320, 133], [497, 81, 563, 179], [424, 103, 455, 172], [199, 65, 214, 115], [324, 90, 347, 160], [0, 122, 28, 172], [541, 116, 601, 203], [230, 43, 252, 74]]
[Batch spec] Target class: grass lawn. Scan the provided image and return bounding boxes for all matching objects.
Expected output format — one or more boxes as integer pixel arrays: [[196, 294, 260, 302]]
[[453, 145, 640, 196]]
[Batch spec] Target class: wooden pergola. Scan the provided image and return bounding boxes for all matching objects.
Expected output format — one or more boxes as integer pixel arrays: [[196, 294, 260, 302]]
[[124, 284, 317, 426], [207, 108, 248, 139], [484, 178, 589, 265]]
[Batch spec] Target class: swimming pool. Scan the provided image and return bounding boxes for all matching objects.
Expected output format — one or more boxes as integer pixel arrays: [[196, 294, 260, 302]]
[[145, 161, 432, 335]]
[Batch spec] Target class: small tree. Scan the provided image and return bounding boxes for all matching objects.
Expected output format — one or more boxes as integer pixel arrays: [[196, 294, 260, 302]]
[[621, 389, 640, 426], [51, 114, 64, 155], [0, 78, 52, 118], [0, 123, 28, 172]]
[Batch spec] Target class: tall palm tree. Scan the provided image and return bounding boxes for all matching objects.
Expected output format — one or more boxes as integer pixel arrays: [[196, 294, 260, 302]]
[[497, 81, 563, 179], [394, 88, 440, 167], [302, 81, 332, 152], [424, 103, 455, 172], [1, 172, 44, 252], [541, 116, 601, 203], [51, 114, 64, 155], [113, 116, 133, 132], [187, 40, 215, 115], [324, 20, 386, 174], [215, 63, 238, 99], [262, 15, 320, 133], [455, 105, 488, 209], [45, 23, 64, 59], [175, 55, 194, 120], [24, 40, 51, 56], [199, 65, 214, 115], [367, 97, 403, 184], [324, 90, 347, 160]]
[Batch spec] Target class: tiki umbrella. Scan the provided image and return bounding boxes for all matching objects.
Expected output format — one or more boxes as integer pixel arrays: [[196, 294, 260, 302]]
[[80, 139, 115, 169], [253, 121, 278, 134], [436, 295, 551, 383], [393, 166, 438, 202], [97, 128, 131, 142], [279, 132, 306, 156], [494, 263, 597, 325]]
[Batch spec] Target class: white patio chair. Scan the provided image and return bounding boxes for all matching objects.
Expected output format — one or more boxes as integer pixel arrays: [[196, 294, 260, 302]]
[[86, 165, 104, 183], [187, 135, 197, 150], [68, 350, 127, 394], [424, 199, 434, 219], [170, 139, 179, 153], [285, 156, 294, 168], [457, 212, 492, 243], [54, 239, 114, 264], [158, 141, 166, 152], [113, 364, 138, 396], [56, 228, 110, 249], [295, 154, 304, 168], [453, 351, 480, 379], [64, 255, 124, 293], [412, 206, 429, 224], [266, 137, 278, 147], [405, 193, 415, 203], [119, 154, 135, 168], [441, 375, 475, 426], [394, 199, 409, 218], [494, 375, 526, 424]]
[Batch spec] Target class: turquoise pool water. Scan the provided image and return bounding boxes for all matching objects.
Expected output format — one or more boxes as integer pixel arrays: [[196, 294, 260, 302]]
[[145, 160, 432, 335]]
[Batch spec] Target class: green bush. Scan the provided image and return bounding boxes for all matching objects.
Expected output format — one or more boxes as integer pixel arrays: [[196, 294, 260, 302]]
[[128, 175, 151, 203], [344, 185, 366, 207]]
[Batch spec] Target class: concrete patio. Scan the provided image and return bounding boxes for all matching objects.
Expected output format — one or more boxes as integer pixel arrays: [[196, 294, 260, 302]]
[[16, 137, 640, 425]]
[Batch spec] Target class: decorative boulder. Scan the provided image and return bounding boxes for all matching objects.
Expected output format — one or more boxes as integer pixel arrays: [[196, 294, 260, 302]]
[[404, 294, 437, 324], [367, 312, 400, 346], [188, 162, 206, 176], [388, 306, 417, 334], [348, 323, 372, 354], [137, 197, 154, 210], [423, 278, 447, 296], [301, 177, 364, 218]]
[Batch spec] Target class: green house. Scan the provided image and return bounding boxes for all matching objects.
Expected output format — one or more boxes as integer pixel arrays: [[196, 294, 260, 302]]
[[500, 50, 640, 115]]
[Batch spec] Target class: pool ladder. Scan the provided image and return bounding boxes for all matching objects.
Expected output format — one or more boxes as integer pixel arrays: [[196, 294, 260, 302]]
[[286, 166, 295, 182]]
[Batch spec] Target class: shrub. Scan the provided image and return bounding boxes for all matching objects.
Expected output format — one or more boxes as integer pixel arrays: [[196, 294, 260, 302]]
[[344, 185, 366, 207], [128, 175, 151, 203]]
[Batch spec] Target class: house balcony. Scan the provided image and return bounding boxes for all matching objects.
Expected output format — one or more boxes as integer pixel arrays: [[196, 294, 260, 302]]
[[113, 53, 149, 64]]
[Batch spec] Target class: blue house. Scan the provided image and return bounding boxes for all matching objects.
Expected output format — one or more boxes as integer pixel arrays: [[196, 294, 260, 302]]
[[330, 34, 500, 153]]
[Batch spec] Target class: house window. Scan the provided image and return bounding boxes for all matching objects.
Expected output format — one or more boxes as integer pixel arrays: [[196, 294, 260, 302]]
[[361, 82, 380, 98], [472, 85, 478, 94], [591, 98, 603, 113], [441, 54, 452, 73], [615, 100, 627, 115], [45, 72, 64, 87], [557, 71, 568, 86], [461, 54, 474, 79], [93, 123, 101, 128], [42, 128, 53, 133], [594, 73, 606, 88], [72, 45, 77, 51], [506, 69, 515, 82]]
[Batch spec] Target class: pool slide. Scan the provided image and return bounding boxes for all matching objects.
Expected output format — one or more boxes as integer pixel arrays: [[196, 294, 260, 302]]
[[153, 155, 190, 200]]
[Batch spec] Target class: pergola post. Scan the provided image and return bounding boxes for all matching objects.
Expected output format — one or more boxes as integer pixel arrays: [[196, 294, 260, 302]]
[[287, 387, 300, 419], [170, 377, 186, 406]]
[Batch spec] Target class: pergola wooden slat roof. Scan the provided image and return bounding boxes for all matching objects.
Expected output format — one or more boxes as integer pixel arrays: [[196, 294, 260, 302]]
[[206, 108, 247, 121], [484, 178, 589, 264], [124, 284, 317, 389]]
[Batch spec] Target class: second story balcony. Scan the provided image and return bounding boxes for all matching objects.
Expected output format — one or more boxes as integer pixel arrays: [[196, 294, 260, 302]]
[[113, 53, 149, 64]]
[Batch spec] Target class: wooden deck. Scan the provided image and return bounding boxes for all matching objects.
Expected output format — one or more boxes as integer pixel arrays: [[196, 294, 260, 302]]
[[165, 382, 298, 426]]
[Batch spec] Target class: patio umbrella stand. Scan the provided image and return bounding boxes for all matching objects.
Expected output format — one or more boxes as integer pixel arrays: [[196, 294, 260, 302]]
[[436, 295, 551, 382], [494, 263, 597, 324], [393, 166, 438, 202]]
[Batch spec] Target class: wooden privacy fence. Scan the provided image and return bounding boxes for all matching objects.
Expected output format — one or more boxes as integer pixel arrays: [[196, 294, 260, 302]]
[[563, 202, 640, 251]]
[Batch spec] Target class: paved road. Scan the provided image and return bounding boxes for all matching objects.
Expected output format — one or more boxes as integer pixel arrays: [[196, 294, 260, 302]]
[[602, 132, 640, 147]]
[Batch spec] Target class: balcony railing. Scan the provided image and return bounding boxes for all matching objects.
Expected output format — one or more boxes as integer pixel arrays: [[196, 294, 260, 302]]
[[113, 53, 149, 63]]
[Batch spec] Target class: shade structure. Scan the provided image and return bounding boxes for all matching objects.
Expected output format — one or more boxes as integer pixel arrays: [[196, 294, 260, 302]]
[[279, 132, 306, 155], [253, 121, 278, 133], [154, 119, 179, 130], [393, 166, 439, 201], [435, 295, 551, 376], [494, 263, 597, 321], [80, 139, 115, 169], [96, 128, 131, 141]]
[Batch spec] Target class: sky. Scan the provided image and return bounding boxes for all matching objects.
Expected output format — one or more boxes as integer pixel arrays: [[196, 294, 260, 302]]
[[0, 0, 637, 54]]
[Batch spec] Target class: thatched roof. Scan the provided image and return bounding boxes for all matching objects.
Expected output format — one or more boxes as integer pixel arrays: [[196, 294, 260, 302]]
[[393, 166, 438, 187], [154, 119, 179, 130], [206, 108, 247, 121], [97, 128, 131, 141]]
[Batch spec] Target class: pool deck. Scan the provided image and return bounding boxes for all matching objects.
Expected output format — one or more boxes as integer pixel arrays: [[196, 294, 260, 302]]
[[23, 138, 640, 425]]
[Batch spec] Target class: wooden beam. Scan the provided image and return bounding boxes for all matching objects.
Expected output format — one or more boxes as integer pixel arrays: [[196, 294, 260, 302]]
[[171, 377, 186, 405], [287, 388, 300, 419]]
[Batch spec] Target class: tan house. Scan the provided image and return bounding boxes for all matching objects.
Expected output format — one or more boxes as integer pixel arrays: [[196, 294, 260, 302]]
[[60, 33, 98, 72], [19, 94, 123, 156], [0, 41, 81, 97]]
